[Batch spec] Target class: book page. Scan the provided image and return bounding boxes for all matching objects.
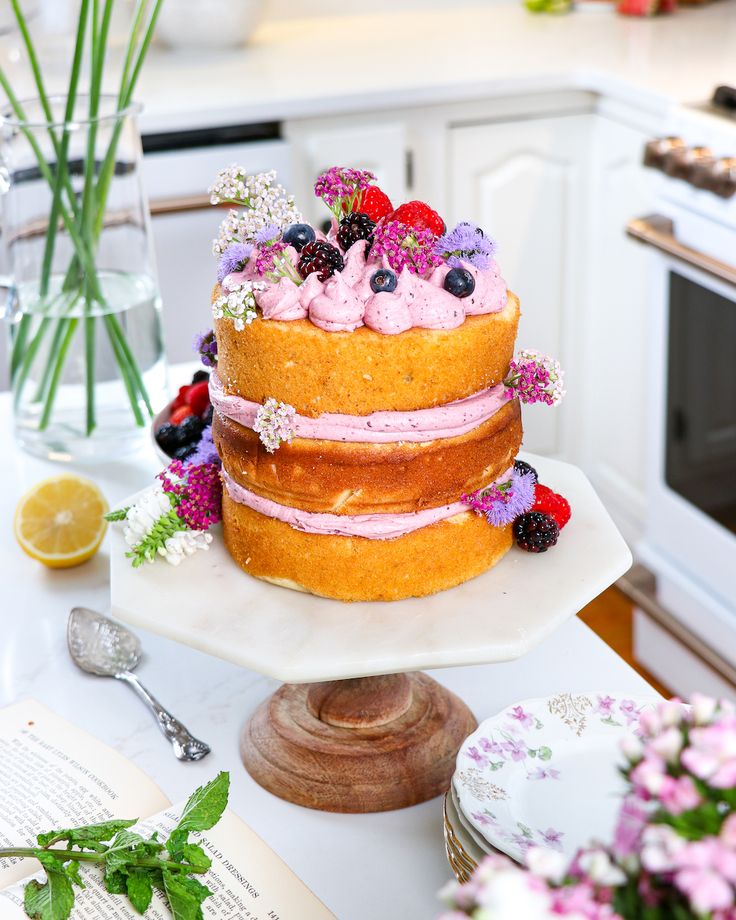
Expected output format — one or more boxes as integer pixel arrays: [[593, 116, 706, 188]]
[[0, 699, 169, 889], [0, 808, 335, 919]]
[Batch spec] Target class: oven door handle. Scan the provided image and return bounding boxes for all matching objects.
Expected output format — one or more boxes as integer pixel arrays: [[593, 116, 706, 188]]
[[626, 213, 736, 287]]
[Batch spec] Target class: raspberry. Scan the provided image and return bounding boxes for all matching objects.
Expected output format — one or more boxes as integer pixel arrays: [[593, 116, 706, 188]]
[[170, 405, 193, 425], [350, 186, 393, 221], [390, 200, 445, 236], [531, 484, 571, 529], [298, 240, 344, 282], [513, 512, 559, 553], [336, 212, 375, 251], [187, 381, 211, 417], [171, 384, 191, 410]]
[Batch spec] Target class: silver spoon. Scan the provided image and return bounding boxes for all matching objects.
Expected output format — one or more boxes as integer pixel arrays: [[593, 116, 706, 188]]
[[67, 607, 211, 762]]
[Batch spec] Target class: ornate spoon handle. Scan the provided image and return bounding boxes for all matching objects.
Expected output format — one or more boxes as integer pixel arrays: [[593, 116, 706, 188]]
[[118, 671, 211, 762]]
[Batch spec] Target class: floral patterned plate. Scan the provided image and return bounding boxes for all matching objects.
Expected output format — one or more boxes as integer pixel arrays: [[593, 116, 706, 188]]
[[453, 692, 658, 863]]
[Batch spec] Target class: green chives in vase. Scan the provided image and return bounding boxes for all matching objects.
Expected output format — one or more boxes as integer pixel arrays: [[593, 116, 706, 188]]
[[0, 0, 168, 461]]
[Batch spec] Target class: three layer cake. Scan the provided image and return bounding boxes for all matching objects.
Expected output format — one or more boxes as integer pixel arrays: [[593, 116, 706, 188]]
[[207, 167, 561, 601]]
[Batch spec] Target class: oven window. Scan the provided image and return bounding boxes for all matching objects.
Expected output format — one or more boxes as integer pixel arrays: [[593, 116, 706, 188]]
[[666, 272, 736, 534]]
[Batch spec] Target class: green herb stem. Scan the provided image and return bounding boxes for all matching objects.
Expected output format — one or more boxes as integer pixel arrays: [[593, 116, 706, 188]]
[[38, 318, 78, 430], [0, 848, 206, 874]]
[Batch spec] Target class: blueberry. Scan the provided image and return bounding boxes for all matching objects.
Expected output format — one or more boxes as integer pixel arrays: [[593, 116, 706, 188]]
[[444, 267, 475, 298], [191, 369, 210, 384], [173, 444, 196, 460], [283, 223, 316, 252], [370, 268, 398, 294], [179, 414, 205, 444], [155, 422, 184, 456]]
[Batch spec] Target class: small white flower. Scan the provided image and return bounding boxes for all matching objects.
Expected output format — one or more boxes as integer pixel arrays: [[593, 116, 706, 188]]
[[649, 726, 684, 763], [691, 693, 718, 725], [473, 867, 553, 920], [640, 825, 685, 873], [253, 398, 296, 452], [620, 733, 645, 763], [212, 281, 262, 330], [658, 698, 685, 728], [578, 848, 626, 887], [122, 485, 171, 548], [160, 530, 213, 566], [525, 847, 567, 884]]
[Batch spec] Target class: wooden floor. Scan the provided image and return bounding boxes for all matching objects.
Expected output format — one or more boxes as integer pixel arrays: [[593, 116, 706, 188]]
[[579, 586, 672, 697]]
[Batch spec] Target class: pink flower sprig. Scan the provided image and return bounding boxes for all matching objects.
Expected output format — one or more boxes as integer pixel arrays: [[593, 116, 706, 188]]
[[314, 166, 376, 220], [158, 460, 222, 531], [371, 219, 443, 275], [461, 469, 535, 527], [503, 350, 565, 406], [253, 225, 302, 284]]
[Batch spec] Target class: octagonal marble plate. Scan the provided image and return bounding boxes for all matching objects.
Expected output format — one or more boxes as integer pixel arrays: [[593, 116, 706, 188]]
[[109, 453, 632, 683]]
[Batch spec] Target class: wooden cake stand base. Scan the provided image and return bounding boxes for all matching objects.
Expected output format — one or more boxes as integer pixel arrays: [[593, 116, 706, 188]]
[[241, 672, 477, 813]]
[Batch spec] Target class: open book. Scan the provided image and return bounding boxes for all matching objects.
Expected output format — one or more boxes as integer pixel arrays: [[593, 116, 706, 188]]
[[0, 700, 334, 919]]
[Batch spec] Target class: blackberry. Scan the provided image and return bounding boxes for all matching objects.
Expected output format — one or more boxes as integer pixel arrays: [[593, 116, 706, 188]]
[[514, 459, 538, 483], [179, 414, 205, 444], [513, 512, 559, 553], [202, 404, 214, 426], [155, 422, 184, 456], [173, 444, 196, 461], [191, 369, 210, 384], [298, 240, 344, 282], [336, 212, 376, 251]]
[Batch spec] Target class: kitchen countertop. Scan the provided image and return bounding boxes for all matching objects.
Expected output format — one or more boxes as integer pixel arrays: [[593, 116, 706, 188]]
[[129, 1, 736, 131], [0, 382, 656, 920]]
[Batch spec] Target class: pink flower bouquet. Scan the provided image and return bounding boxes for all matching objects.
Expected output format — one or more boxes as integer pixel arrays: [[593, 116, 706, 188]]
[[440, 695, 736, 919]]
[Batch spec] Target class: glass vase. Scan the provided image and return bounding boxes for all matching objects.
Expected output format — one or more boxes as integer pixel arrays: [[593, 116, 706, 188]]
[[0, 95, 167, 462]]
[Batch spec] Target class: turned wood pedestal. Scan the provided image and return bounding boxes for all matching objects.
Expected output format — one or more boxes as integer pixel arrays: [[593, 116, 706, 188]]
[[240, 672, 477, 813]]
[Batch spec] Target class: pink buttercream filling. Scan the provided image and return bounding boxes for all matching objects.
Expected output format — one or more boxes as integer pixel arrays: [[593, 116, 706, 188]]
[[210, 372, 511, 444], [223, 238, 507, 335], [222, 468, 511, 540]]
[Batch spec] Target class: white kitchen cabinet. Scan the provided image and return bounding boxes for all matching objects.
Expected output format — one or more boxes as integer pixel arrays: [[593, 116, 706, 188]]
[[284, 117, 408, 226], [578, 115, 654, 546], [448, 115, 591, 458]]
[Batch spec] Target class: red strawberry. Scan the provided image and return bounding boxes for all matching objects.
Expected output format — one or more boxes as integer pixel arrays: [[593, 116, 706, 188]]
[[531, 484, 571, 530], [187, 381, 210, 417], [390, 200, 445, 236], [350, 185, 393, 221], [170, 405, 193, 425], [171, 384, 191, 411]]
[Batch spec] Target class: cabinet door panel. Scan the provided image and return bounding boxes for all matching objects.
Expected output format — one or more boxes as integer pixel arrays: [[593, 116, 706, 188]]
[[449, 116, 588, 456]]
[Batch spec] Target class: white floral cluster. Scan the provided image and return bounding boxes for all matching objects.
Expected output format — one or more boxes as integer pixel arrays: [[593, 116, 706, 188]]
[[253, 398, 296, 453], [210, 167, 302, 255], [212, 280, 264, 331], [122, 484, 212, 567]]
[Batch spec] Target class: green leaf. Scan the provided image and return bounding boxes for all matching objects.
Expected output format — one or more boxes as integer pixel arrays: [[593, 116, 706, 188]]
[[37, 819, 137, 849], [126, 870, 153, 915], [171, 773, 230, 836], [162, 871, 204, 920], [181, 844, 211, 872], [104, 867, 128, 895], [23, 856, 76, 920]]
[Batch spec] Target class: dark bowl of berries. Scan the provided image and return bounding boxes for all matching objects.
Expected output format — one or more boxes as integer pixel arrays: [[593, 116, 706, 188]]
[[152, 370, 213, 465]]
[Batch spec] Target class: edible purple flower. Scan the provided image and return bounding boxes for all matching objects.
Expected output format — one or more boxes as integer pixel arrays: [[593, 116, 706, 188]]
[[158, 460, 222, 531], [193, 328, 218, 367], [370, 219, 443, 275], [255, 222, 281, 246], [186, 425, 220, 467], [461, 469, 536, 527], [435, 221, 496, 270], [314, 166, 376, 219], [216, 241, 253, 282], [504, 350, 565, 406]]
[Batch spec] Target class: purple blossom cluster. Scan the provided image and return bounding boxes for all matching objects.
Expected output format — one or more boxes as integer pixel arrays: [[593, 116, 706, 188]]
[[216, 241, 253, 282], [504, 349, 565, 406], [435, 221, 497, 270], [186, 425, 219, 467], [193, 329, 218, 368], [254, 239, 288, 276], [158, 460, 222, 531], [461, 469, 535, 527], [313, 166, 376, 218], [370, 220, 443, 275]]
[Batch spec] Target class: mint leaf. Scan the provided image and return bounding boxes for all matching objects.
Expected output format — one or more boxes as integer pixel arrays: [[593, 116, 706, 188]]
[[126, 870, 153, 915], [162, 871, 203, 920], [104, 867, 128, 895], [23, 855, 78, 920], [173, 773, 230, 836], [37, 819, 137, 849], [181, 844, 211, 871]]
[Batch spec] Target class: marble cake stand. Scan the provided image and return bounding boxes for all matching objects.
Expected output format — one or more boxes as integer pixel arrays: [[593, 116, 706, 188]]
[[110, 453, 632, 813]]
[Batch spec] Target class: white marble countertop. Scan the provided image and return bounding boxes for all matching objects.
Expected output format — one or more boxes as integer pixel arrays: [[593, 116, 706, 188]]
[[131, 2, 736, 130], [0, 382, 656, 919]]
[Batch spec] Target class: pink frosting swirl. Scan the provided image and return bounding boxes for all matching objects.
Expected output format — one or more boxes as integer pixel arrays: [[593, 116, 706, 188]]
[[210, 372, 511, 444], [244, 240, 507, 335]]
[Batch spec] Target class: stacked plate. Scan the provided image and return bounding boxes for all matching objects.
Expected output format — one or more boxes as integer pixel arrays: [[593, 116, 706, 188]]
[[444, 691, 658, 880]]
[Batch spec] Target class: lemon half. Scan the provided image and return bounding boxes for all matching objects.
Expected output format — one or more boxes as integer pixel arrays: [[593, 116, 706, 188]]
[[14, 474, 109, 569]]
